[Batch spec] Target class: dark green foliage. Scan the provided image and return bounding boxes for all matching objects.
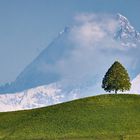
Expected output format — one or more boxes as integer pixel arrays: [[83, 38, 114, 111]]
[[0, 94, 140, 140], [102, 61, 131, 94]]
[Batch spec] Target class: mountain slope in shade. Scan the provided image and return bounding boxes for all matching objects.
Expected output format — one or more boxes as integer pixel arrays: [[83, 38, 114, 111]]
[[0, 13, 140, 94], [0, 27, 72, 93]]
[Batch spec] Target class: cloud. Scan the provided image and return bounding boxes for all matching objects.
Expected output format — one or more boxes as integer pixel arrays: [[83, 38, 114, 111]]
[[70, 22, 106, 47], [69, 13, 124, 51]]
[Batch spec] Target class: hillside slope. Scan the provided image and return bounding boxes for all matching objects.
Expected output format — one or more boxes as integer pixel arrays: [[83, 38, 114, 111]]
[[0, 94, 140, 140]]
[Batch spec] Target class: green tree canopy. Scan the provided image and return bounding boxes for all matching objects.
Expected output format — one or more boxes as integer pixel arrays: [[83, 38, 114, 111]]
[[102, 61, 131, 94]]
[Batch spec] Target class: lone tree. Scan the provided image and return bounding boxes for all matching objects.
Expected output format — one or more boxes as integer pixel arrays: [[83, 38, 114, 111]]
[[102, 61, 131, 94]]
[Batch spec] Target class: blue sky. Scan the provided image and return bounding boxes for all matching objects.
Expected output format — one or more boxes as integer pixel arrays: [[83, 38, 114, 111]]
[[0, 0, 140, 84]]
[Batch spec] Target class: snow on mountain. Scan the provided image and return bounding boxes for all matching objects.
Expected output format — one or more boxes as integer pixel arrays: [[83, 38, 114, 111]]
[[0, 83, 80, 112], [130, 74, 140, 94], [115, 13, 140, 47]]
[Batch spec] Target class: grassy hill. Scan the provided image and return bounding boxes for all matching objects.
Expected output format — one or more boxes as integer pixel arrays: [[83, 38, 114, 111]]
[[0, 94, 140, 140]]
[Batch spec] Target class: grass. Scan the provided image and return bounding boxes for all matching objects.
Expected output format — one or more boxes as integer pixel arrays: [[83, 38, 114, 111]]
[[0, 94, 140, 140]]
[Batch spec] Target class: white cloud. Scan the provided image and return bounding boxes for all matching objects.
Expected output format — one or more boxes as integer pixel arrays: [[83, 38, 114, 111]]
[[70, 22, 106, 47], [70, 13, 119, 48]]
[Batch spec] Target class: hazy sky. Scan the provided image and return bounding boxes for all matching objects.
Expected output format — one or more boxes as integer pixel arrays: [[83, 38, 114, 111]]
[[0, 0, 140, 84]]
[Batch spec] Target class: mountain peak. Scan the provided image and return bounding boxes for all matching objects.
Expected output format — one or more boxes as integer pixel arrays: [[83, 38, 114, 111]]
[[116, 13, 129, 24], [115, 13, 140, 46], [116, 13, 135, 32]]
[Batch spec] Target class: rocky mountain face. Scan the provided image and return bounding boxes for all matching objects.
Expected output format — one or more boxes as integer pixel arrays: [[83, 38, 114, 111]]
[[115, 13, 140, 47]]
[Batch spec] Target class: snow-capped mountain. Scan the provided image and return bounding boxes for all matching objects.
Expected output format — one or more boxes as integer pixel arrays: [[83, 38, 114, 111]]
[[0, 13, 139, 94], [0, 83, 80, 112]]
